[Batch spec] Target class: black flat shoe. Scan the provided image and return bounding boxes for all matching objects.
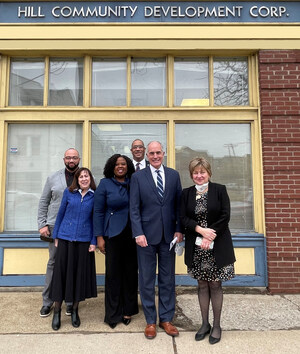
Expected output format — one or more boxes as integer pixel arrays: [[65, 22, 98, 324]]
[[52, 309, 61, 331], [108, 323, 117, 329], [122, 317, 131, 326], [71, 308, 81, 328], [195, 324, 211, 341], [209, 328, 222, 345]]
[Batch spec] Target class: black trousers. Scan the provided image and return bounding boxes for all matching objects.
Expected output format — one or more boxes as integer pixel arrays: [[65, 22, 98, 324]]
[[104, 226, 139, 324]]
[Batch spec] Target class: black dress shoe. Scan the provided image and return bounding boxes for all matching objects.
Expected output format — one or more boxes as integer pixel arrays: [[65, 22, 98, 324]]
[[108, 323, 117, 329], [71, 308, 81, 328], [209, 328, 222, 345], [122, 317, 131, 326], [195, 324, 211, 341], [52, 309, 61, 331], [40, 305, 52, 317]]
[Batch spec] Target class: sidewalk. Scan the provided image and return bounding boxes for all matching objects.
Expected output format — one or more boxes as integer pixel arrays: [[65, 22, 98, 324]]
[[0, 288, 299, 354]]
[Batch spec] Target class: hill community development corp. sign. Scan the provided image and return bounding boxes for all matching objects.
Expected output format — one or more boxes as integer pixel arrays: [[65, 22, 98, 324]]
[[0, 1, 299, 23]]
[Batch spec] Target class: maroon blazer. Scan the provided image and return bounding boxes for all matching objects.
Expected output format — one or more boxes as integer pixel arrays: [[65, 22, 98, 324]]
[[180, 182, 235, 269]]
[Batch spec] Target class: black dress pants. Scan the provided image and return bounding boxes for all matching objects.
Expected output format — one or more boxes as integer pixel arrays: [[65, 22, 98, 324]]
[[104, 225, 138, 324]]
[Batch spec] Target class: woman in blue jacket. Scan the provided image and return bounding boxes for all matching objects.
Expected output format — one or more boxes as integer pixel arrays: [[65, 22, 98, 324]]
[[50, 167, 97, 331], [94, 154, 138, 329]]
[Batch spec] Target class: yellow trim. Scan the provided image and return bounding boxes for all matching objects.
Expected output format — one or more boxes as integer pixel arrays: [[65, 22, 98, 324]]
[[83, 55, 91, 108], [209, 55, 214, 107], [0, 122, 7, 232], [44, 56, 49, 107], [127, 56, 131, 107]]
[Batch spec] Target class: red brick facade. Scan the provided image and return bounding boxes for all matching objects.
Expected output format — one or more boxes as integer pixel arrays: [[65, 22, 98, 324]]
[[259, 50, 300, 293]]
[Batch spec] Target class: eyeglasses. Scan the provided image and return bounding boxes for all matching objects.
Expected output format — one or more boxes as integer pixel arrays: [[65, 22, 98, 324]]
[[132, 145, 145, 149], [64, 156, 79, 161]]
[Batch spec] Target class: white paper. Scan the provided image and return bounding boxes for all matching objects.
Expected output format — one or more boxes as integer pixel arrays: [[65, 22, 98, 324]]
[[169, 236, 178, 251]]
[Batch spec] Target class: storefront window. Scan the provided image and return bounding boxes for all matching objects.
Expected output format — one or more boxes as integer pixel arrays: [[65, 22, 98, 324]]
[[174, 58, 209, 106], [214, 57, 249, 106], [5, 124, 82, 231], [9, 58, 44, 106], [91, 123, 167, 181], [131, 58, 166, 106], [92, 58, 127, 106], [175, 123, 253, 231], [48, 58, 83, 106]]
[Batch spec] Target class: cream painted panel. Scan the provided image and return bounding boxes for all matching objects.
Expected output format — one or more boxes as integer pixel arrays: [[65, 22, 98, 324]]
[[95, 250, 105, 274], [1, 25, 300, 40], [3, 248, 49, 274], [3, 248, 106, 275]]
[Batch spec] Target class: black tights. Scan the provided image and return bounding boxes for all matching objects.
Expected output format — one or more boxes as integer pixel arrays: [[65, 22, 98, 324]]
[[197, 280, 223, 339], [54, 301, 79, 312]]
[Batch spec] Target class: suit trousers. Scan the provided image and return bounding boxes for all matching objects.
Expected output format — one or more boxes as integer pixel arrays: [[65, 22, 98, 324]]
[[137, 240, 176, 324], [104, 226, 139, 324]]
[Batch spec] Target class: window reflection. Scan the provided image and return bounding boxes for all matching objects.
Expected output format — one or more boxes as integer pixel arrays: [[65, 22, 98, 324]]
[[48, 58, 83, 106], [175, 123, 253, 231], [174, 58, 209, 106], [131, 58, 166, 106], [9, 59, 44, 106], [214, 58, 249, 106], [92, 58, 127, 106], [5, 124, 82, 231], [91, 123, 167, 182]]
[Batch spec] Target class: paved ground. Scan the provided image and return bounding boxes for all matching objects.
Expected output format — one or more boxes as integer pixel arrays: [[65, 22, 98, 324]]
[[0, 287, 299, 353]]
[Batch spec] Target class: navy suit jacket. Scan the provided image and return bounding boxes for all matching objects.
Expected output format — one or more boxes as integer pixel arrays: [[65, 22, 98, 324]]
[[94, 178, 130, 238], [130, 166, 182, 245]]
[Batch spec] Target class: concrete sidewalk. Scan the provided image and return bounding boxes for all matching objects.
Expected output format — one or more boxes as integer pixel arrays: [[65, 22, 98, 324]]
[[0, 288, 299, 354]]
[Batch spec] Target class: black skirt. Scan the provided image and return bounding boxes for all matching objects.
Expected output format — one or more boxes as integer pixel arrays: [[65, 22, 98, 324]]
[[50, 239, 97, 303]]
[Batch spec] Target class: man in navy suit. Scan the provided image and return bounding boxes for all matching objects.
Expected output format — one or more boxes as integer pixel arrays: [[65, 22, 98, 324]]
[[130, 141, 183, 339]]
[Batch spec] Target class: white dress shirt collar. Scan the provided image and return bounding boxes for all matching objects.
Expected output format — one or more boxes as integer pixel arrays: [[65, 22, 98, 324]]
[[133, 158, 146, 170]]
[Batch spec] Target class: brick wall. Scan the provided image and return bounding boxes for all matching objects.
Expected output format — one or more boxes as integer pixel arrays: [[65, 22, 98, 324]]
[[259, 50, 300, 293]]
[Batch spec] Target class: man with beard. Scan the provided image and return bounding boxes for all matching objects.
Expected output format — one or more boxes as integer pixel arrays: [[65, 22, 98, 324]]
[[38, 148, 80, 317]]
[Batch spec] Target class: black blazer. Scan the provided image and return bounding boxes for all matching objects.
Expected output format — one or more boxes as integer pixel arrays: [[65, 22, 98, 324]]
[[180, 182, 235, 269]]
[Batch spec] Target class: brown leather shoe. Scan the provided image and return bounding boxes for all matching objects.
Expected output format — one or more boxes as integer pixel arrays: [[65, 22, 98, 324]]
[[144, 324, 156, 339], [159, 322, 179, 337]]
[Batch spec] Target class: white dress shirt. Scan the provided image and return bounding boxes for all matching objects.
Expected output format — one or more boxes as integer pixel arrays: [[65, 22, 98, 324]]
[[133, 158, 147, 170]]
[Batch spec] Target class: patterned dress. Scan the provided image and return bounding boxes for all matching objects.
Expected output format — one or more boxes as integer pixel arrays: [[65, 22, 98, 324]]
[[188, 190, 235, 282]]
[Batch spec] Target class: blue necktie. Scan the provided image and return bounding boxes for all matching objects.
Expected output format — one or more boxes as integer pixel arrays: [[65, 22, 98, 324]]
[[135, 162, 140, 171], [155, 170, 164, 199]]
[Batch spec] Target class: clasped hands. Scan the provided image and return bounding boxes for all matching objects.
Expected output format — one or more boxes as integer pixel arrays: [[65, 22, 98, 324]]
[[196, 226, 216, 250]]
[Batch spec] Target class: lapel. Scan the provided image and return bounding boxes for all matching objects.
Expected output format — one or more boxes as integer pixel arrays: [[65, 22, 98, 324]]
[[59, 169, 67, 189]]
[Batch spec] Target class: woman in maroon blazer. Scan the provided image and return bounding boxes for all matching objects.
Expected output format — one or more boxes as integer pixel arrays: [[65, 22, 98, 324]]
[[180, 157, 235, 345]]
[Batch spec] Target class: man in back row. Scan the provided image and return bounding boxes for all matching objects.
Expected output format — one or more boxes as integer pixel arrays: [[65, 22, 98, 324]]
[[37, 148, 80, 317], [130, 139, 149, 171]]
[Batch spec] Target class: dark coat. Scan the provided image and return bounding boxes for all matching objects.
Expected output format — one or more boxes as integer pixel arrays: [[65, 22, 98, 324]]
[[180, 182, 235, 269]]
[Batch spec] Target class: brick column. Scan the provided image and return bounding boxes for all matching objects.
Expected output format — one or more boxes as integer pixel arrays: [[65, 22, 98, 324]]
[[259, 50, 300, 293]]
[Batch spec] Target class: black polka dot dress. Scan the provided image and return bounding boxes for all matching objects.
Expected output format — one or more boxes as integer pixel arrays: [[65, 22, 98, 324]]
[[188, 191, 235, 282]]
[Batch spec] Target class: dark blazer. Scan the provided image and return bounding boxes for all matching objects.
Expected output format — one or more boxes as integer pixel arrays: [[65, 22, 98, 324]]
[[130, 166, 182, 244], [93, 178, 130, 238], [180, 182, 235, 268]]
